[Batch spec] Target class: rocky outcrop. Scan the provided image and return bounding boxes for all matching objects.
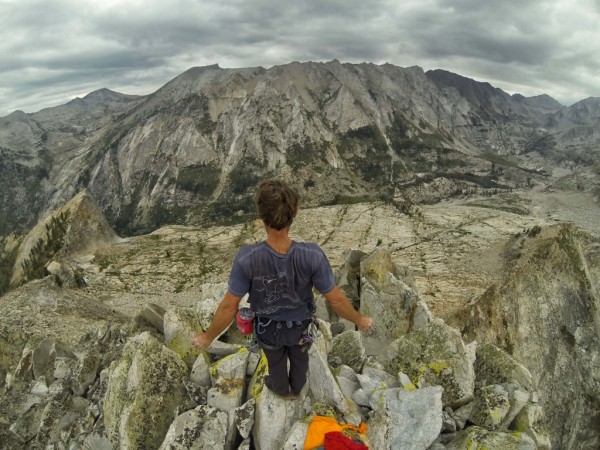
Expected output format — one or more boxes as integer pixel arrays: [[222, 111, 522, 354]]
[[7, 190, 119, 290], [163, 307, 205, 368], [378, 319, 475, 408], [159, 405, 229, 450], [444, 426, 537, 450], [464, 224, 600, 449], [253, 385, 306, 450], [359, 248, 431, 354], [368, 386, 443, 450], [103, 332, 189, 449], [1, 187, 599, 449], [329, 330, 366, 373], [0, 271, 551, 450], [0, 312, 133, 449]]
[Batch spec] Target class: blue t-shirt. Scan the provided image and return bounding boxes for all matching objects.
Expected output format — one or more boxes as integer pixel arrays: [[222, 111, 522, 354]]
[[228, 241, 336, 321]]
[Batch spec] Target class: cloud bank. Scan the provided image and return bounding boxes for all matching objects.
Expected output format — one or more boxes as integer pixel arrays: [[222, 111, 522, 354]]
[[1, 0, 599, 116]]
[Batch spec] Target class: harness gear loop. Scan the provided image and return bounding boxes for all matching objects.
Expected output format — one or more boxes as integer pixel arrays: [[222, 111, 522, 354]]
[[256, 317, 272, 335]]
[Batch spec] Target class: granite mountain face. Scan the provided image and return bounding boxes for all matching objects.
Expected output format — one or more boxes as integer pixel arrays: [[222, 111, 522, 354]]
[[1, 61, 598, 237]]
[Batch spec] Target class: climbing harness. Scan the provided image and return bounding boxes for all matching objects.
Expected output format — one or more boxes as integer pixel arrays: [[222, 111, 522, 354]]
[[250, 315, 319, 351], [256, 317, 272, 335]]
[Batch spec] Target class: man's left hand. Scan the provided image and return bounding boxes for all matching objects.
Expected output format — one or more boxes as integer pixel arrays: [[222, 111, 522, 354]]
[[191, 332, 212, 350]]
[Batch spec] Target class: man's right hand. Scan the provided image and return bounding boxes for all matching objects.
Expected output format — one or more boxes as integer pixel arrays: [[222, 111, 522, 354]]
[[324, 287, 374, 333], [356, 315, 374, 333]]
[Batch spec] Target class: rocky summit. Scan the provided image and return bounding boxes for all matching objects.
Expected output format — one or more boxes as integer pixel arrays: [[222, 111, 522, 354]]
[[0, 61, 600, 449], [0, 179, 599, 449]]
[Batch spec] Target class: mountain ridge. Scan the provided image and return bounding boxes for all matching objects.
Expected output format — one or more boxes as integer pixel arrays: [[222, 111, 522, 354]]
[[0, 61, 598, 238]]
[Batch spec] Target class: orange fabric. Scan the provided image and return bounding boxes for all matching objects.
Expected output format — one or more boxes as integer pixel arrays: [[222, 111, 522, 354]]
[[304, 416, 368, 450]]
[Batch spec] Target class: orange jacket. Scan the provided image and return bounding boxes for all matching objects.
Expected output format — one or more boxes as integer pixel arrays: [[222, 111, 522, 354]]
[[304, 416, 368, 450]]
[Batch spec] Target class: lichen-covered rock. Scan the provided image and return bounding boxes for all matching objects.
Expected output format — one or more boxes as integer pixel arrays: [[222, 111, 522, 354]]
[[313, 318, 333, 358], [500, 383, 530, 429], [358, 369, 395, 407], [398, 372, 416, 391], [452, 401, 474, 430], [463, 224, 600, 448], [246, 350, 261, 376], [282, 420, 310, 449], [512, 404, 551, 450], [53, 356, 77, 380], [73, 351, 101, 396], [207, 348, 249, 412], [367, 386, 443, 450], [308, 343, 350, 415], [198, 282, 228, 304], [190, 351, 212, 387], [164, 308, 203, 369], [12, 344, 34, 383], [9, 397, 45, 443], [234, 398, 255, 439], [103, 332, 188, 450], [210, 348, 249, 382], [336, 249, 366, 305], [158, 405, 229, 450], [246, 351, 269, 402], [445, 426, 536, 450], [205, 340, 244, 356], [32, 338, 76, 382], [195, 295, 222, 330], [377, 319, 475, 407], [474, 344, 533, 391], [469, 384, 511, 430], [361, 361, 398, 389], [31, 378, 78, 447], [253, 383, 306, 450], [138, 303, 167, 334], [330, 330, 366, 373], [30, 377, 49, 397], [359, 248, 431, 355], [82, 433, 113, 449]]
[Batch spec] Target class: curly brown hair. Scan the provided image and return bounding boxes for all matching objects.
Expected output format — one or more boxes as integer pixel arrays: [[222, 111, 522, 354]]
[[255, 180, 299, 230]]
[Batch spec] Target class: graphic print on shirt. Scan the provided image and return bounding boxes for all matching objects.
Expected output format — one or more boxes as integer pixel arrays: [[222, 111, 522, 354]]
[[254, 271, 291, 304]]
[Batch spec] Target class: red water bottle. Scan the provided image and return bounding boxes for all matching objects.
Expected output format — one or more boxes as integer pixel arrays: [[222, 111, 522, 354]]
[[236, 307, 255, 335]]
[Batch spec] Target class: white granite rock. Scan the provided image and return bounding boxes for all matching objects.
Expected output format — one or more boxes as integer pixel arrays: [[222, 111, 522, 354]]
[[368, 386, 443, 450], [159, 405, 229, 450]]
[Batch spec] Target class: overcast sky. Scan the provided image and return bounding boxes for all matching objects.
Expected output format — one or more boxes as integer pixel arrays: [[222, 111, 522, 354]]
[[1, 0, 599, 117]]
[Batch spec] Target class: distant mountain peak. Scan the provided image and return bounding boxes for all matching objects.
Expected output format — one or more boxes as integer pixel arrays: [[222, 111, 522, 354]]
[[81, 88, 140, 103]]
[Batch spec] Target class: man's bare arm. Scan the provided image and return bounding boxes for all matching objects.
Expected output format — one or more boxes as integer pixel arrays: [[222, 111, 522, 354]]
[[192, 290, 242, 349], [323, 286, 373, 332]]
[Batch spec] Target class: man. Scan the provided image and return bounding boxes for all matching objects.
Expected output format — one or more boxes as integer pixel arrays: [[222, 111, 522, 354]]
[[192, 180, 373, 398]]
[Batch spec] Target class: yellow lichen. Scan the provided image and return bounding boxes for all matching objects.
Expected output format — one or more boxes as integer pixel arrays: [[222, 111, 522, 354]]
[[249, 352, 268, 399], [209, 347, 249, 379], [404, 381, 417, 391], [168, 338, 201, 365], [428, 361, 449, 376]]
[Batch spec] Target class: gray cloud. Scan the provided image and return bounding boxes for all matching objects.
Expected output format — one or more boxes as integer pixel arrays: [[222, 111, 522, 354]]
[[1, 0, 599, 116]]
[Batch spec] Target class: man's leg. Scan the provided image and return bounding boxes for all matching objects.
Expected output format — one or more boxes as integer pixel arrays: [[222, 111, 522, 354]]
[[288, 343, 310, 395], [262, 346, 290, 396]]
